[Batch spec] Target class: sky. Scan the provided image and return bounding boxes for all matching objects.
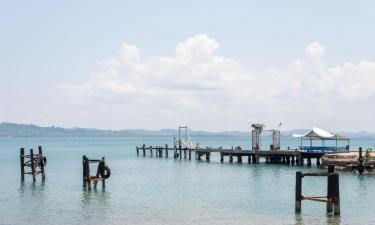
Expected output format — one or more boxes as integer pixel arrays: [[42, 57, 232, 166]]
[[1, 0, 375, 132]]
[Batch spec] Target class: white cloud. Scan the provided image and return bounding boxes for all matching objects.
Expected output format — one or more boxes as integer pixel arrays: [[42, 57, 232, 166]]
[[59, 36, 375, 130], [305, 41, 325, 60]]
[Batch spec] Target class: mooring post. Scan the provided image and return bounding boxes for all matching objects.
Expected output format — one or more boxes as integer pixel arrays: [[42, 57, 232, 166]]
[[142, 144, 146, 157], [307, 157, 312, 167], [189, 150, 192, 160], [20, 148, 25, 181], [150, 146, 153, 157], [30, 149, 36, 182], [358, 147, 364, 174], [206, 152, 210, 161], [101, 157, 106, 188], [327, 165, 335, 213], [248, 155, 251, 163], [295, 171, 302, 213], [229, 154, 233, 163], [165, 144, 168, 158], [220, 153, 224, 162], [174, 147, 177, 159], [291, 156, 295, 165], [184, 148, 187, 159], [82, 155, 87, 188], [179, 148, 182, 160], [38, 146, 45, 180], [332, 173, 340, 215], [238, 155, 242, 163]]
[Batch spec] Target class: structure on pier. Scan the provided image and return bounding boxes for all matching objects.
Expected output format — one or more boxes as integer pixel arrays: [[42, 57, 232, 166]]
[[293, 127, 349, 152], [20, 146, 46, 182], [251, 124, 280, 150], [176, 126, 195, 149]]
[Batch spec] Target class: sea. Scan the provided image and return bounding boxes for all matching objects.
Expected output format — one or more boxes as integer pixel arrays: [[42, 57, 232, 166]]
[[0, 136, 375, 225]]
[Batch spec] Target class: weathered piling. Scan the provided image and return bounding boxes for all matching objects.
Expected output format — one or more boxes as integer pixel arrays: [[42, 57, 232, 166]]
[[20, 148, 25, 181], [358, 147, 364, 174], [82, 155, 111, 190], [165, 144, 168, 158], [295, 165, 340, 215], [20, 146, 46, 182]]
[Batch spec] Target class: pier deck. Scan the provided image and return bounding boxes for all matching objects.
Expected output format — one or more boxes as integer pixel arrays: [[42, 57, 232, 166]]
[[136, 145, 326, 167]]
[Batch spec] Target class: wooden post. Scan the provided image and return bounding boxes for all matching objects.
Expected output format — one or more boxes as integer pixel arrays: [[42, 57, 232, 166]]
[[20, 148, 25, 181], [184, 148, 187, 159], [237, 155, 242, 163], [150, 146, 153, 157], [174, 147, 177, 159], [291, 156, 295, 165], [295, 172, 302, 213], [220, 153, 224, 162], [30, 149, 36, 182], [332, 174, 340, 215], [248, 155, 251, 163], [179, 149, 182, 159], [38, 146, 45, 181], [316, 157, 321, 167], [307, 157, 312, 167], [358, 147, 364, 174], [165, 144, 168, 158], [83, 155, 87, 188], [101, 157, 106, 188], [229, 154, 233, 163], [327, 165, 335, 213], [136, 147, 139, 156], [143, 145, 146, 157], [188, 150, 191, 160], [206, 152, 210, 161]]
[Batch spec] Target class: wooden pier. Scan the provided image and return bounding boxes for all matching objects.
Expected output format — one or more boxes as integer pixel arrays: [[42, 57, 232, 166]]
[[136, 144, 325, 167]]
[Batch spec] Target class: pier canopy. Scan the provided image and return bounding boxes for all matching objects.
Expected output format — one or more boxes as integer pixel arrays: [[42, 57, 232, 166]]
[[292, 127, 349, 152]]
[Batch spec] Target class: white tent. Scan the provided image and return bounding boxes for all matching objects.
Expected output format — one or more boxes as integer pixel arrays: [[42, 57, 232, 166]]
[[292, 127, 349, 140], [292, 127, 349, 152]]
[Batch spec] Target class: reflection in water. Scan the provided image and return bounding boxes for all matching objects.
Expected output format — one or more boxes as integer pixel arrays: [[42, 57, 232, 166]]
[[294, 213, 341, 225], [19, 180, 46, 193], [80, 188, 111, 224]]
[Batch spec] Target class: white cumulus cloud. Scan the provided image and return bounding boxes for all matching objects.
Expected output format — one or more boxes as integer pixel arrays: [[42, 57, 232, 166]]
[[59, 36, 375, 130]]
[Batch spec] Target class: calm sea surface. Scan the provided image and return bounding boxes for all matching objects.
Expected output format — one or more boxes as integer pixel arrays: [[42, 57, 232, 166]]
[[0, 136, 375, 225]]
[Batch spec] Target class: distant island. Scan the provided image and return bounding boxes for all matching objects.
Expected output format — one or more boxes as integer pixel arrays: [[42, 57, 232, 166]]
[[0, 122, 374, 138]]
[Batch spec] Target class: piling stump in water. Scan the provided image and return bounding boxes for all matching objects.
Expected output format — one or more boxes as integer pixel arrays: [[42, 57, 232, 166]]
[[295, 165, 340, 215], [82, 155, 111, 190], [20, 146, 46, 182]]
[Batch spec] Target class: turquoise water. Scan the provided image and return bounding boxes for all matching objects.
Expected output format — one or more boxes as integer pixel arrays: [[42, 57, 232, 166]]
[[1, 136, 375, 225]]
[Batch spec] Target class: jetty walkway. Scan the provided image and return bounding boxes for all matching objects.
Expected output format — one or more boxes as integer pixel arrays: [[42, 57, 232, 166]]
[[136, 145, 325, 167]]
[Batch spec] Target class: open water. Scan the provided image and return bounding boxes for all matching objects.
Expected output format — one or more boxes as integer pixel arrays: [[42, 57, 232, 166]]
[[0, 136, 375, 225]]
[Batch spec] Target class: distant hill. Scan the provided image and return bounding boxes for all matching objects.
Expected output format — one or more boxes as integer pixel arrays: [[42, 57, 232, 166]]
[[0, 122, 374, 138]]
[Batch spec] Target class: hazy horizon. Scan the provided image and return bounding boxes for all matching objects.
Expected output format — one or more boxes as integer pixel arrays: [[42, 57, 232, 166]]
[[1, 1, 375, 132]]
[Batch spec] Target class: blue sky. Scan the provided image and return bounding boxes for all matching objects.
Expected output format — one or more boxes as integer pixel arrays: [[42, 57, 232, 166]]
[[1, 1, 375, 131]]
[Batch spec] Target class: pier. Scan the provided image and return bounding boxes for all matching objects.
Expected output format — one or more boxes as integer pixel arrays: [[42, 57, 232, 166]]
[[136, 144, 325, 166]]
